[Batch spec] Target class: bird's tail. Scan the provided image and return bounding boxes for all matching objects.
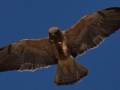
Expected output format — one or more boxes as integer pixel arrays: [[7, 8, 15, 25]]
[[54, 56, 88, 86]]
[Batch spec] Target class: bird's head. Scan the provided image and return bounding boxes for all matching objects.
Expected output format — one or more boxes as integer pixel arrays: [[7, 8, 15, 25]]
[[49, 27, 63, 43]]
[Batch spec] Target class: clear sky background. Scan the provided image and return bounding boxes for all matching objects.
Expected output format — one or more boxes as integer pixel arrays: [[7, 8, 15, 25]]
[[0, 0, 120, 90]]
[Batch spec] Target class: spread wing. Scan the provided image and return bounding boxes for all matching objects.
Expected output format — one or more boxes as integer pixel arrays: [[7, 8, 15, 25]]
[[0, 38, 58, 72], [63, 7, 120, 57]]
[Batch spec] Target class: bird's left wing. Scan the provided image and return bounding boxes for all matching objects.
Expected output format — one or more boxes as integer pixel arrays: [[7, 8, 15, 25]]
[[63, 7, 120, 57], [0, 38, 58, 72]]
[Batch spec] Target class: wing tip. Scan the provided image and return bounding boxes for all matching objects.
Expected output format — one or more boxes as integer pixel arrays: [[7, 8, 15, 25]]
[[104, 7, 120, 11]]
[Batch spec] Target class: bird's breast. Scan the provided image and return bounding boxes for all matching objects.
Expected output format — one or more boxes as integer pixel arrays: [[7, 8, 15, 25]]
[[53, 42, 69, 60]]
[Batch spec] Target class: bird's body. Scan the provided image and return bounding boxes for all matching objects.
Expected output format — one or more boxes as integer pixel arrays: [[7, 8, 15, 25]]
[[0, 7, 120, 86], [49, 28, 88, 85]]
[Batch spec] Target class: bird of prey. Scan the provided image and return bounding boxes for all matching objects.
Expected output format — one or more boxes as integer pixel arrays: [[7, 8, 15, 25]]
[[0, 7, 120, 86]]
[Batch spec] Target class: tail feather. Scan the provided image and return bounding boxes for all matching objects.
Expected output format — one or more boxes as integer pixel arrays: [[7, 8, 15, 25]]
[[54, 58, 88, 86]]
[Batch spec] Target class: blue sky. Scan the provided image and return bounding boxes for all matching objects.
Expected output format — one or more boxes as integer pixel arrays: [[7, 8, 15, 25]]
[[0, 0, 120, 90]]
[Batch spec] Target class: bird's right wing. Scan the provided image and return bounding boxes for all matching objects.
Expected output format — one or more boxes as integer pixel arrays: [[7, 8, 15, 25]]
[[0, 38, 58, 72]]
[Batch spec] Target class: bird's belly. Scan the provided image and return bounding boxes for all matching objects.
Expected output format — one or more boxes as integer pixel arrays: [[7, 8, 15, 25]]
[[57, 53, 69, 60]]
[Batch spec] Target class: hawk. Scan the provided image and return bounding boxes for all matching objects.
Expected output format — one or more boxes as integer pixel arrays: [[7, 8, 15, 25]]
[[0, 7, 120, 86]]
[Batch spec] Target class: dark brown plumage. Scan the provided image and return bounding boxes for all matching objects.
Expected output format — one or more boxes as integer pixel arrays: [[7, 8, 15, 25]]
[[0, 7, 120, 86]]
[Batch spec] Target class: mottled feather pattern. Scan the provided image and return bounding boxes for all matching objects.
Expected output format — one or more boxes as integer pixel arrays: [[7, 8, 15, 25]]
[[0, 7, 120, 86], [0, 38, 58, 72], [54, 56, 88, 86], [64, 7, 120, 56]]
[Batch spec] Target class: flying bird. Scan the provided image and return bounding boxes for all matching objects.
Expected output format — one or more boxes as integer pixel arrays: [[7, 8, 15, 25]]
[[0, 7, 120, 86]]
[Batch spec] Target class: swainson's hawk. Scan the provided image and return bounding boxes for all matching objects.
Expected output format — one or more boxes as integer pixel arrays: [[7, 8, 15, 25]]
[[0, 7, 120, 86]]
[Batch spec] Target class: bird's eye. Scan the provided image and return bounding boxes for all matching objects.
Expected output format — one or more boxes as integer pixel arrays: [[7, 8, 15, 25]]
[[52, 34, 57, 37], [52, 34, 55, 36]]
